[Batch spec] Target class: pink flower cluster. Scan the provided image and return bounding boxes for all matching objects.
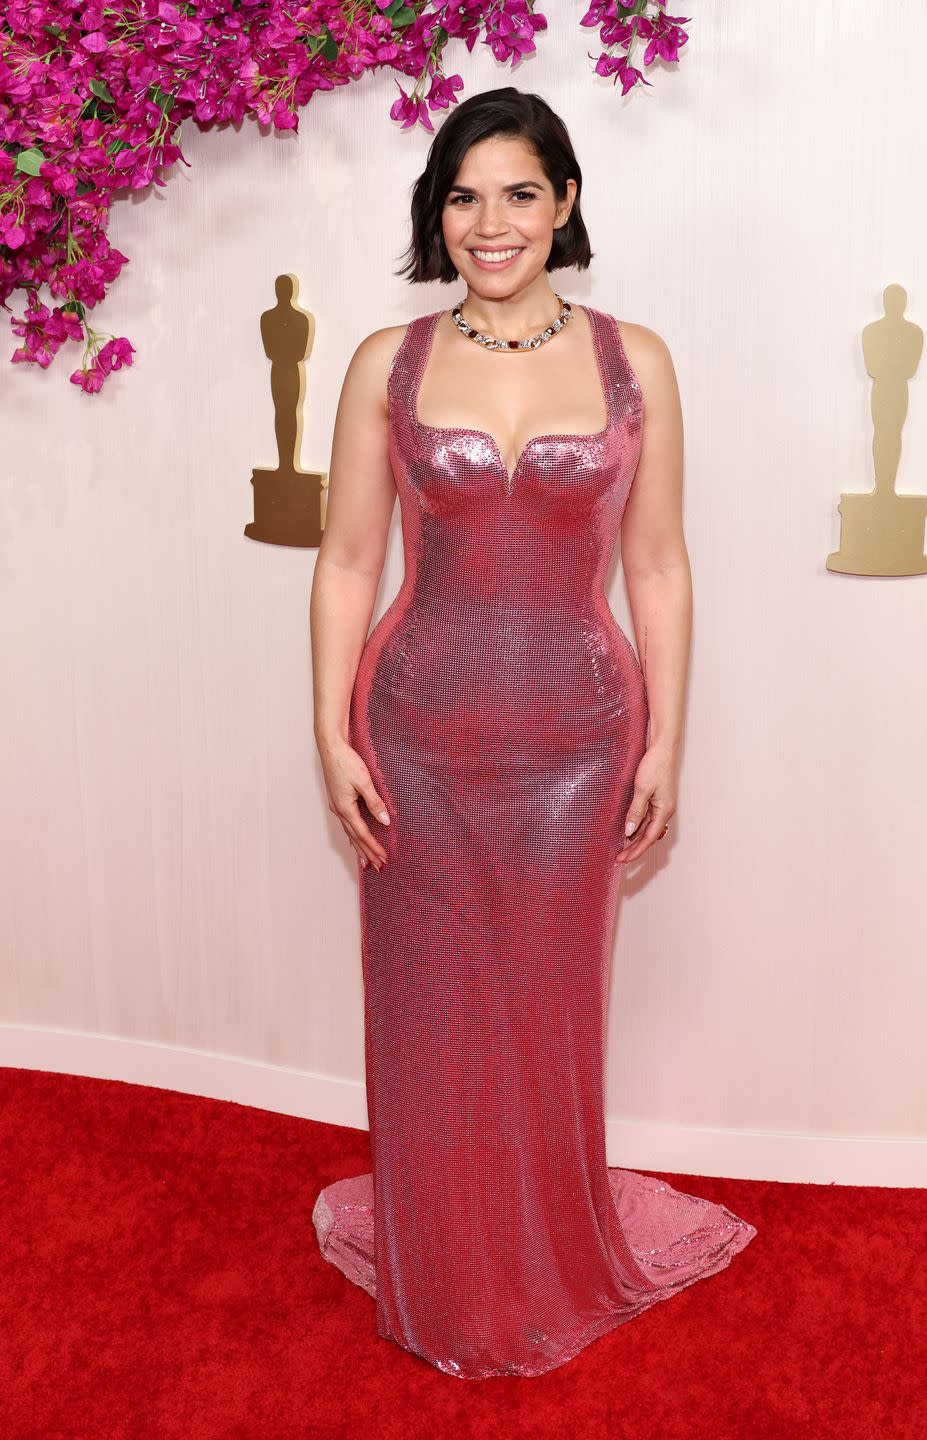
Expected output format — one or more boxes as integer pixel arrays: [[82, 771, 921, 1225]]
[[0, 0, 688, 392]]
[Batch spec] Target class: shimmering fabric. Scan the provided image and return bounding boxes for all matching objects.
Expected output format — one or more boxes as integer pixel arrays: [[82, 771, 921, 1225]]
[[312, 305, 757, 1378]]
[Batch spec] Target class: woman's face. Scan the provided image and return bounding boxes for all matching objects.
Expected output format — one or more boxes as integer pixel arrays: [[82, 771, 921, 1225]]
[[441, 135, 576, 291]]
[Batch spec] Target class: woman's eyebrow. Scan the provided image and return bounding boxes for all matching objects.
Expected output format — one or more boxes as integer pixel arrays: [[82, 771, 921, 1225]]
[[447, 181, 542, 195]]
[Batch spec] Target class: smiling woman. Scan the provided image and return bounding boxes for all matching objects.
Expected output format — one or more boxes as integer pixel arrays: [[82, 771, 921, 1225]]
[[447, 182, 537, 269], [309, 85, 756, 1379]]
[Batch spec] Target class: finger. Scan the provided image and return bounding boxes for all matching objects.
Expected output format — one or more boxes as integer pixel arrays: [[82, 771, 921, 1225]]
[[342, 801, 388, 866], [617, 808, 672, 864], [351, 785, 392, 869], [616, 834, 648, 864], [348, 827, 386, 868], [345, 824, 383, 869], [622, 788, 654, 844], [361, 782, 391, 828]]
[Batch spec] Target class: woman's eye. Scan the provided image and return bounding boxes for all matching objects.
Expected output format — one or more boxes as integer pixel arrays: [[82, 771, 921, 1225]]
[[449, 191, 537, 205]]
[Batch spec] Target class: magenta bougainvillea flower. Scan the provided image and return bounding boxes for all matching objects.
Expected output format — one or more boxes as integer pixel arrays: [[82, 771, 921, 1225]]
[[0, 0, 688, 391]]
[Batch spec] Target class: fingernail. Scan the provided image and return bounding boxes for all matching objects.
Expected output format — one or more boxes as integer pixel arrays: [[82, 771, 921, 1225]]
[[625, 820, 635, 834], [379, 811, 390, 824]]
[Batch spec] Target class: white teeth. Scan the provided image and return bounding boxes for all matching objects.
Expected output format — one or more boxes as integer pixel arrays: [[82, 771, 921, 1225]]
[[471, 248, 522, 263]]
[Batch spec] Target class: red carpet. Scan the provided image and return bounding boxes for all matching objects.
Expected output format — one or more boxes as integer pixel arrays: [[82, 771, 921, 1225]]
[[0, 1067, 923, 1439]]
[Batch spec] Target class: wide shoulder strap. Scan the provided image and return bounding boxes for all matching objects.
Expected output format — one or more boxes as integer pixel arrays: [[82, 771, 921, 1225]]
[[386, 310, 441, 425], [585, 304, 644, 425]]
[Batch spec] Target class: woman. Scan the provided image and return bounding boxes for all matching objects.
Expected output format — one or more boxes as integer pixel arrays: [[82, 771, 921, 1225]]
[[310, 87, 756, 1379]]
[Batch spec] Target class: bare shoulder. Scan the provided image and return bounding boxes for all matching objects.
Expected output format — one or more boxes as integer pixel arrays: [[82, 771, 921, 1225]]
[[614, 318, 674, 370], [348, 321, 411, 378], [613, 319, 680, 403], [338, 321, 412, 417]]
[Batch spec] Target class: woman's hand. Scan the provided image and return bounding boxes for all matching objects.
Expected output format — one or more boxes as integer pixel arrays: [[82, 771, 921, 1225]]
[[318, 735, 392, 871], [616, 741, 678, 865]]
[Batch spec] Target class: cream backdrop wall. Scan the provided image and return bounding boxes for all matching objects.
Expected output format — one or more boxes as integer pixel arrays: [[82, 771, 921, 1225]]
[[2, 1, 925, 1186]]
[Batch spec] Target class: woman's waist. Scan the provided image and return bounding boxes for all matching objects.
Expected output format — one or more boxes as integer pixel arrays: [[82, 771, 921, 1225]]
[[357, 594, 643, 699], [380, 585, 620, 624]]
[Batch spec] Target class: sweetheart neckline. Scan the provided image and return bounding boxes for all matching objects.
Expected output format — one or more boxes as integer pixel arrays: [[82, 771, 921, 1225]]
[[409, 303, 613, 487]]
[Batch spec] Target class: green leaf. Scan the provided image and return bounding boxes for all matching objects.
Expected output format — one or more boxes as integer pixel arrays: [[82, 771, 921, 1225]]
[[149, 84, 176, 114], [320, 22, 338, 62], [89, 78, 114, 104], [15, 147, 46, 176], [383, 0, 405, 16], [390, 6, 417, 26]]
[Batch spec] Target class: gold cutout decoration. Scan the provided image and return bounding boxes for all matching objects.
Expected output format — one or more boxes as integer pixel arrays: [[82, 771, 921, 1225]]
[[828, 285, 925, 576], [244, 274, 328, 548]]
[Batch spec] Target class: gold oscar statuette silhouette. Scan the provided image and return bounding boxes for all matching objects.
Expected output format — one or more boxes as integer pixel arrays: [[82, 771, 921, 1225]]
[[244, 274, 328, 547], [828, 285, 925, 576]]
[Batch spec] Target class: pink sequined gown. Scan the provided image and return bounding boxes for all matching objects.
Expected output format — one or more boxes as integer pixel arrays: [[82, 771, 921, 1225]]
[[312, 305, 757, 1378]]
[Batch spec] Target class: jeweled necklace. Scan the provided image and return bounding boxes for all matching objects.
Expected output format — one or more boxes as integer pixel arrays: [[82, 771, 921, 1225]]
[[451, 294, 573, 351]]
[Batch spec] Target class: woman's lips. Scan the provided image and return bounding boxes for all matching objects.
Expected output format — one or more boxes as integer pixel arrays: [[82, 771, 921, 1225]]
[[467, 248, 524, 271]]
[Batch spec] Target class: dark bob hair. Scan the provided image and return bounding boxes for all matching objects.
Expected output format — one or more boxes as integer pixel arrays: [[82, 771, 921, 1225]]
[[396, 86, 593, 284]]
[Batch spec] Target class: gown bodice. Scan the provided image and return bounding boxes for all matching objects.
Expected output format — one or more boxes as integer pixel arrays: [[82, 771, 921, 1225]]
[[385, 303, 645, 612]]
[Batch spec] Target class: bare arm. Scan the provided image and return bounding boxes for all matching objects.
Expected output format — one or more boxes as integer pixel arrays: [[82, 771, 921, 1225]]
[[615, 323, 691, 865], [309, 323, 405, 870]]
